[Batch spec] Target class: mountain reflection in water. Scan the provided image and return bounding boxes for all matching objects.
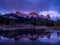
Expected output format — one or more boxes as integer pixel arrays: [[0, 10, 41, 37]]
[[0, 29, 60, 45]]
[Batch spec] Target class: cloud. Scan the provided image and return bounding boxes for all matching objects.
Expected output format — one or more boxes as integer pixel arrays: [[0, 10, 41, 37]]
[[0, 0, 60, 12], [39, 10, 60, 20]]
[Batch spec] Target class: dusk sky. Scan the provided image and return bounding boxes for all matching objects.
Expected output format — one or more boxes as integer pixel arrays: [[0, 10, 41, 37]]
[[0, 0, 60, 13]]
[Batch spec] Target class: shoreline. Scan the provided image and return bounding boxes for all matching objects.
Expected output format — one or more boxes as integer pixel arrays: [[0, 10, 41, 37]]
[[0, 25, 60, 30]]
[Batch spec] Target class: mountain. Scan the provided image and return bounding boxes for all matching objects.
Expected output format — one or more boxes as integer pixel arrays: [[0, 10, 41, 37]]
[[2, 11, 51, 20], [0, 12, 54, 26]]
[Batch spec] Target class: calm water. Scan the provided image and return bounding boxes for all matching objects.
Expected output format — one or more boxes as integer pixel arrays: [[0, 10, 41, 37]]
[[0, 30, 60, 45]]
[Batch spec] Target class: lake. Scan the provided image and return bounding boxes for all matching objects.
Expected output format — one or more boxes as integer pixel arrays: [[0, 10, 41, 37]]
[[0, 29, 60, 45]]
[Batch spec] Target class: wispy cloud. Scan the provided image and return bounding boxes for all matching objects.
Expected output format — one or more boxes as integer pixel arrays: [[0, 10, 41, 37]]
[[0, 0, 59, 12]]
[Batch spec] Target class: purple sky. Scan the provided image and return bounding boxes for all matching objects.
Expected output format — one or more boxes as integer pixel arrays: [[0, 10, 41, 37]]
[[0, 0, 60, 13]]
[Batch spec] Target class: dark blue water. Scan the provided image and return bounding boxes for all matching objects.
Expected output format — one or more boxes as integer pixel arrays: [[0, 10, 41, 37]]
[[0, 29, 60, 45], [0, 38, 60, 45], [0, 34, 60, 45]]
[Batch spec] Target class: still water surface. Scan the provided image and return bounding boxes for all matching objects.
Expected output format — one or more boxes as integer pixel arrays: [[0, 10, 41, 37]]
[[0, 29, 60, 45]]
